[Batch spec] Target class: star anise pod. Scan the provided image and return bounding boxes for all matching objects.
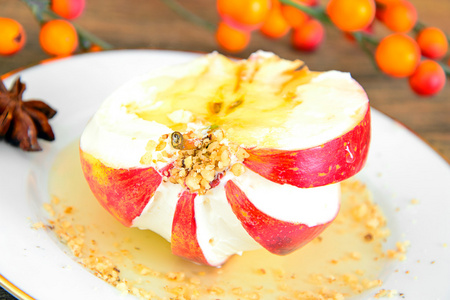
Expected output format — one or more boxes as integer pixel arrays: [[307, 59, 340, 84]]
[[0, 77, 57, 151]]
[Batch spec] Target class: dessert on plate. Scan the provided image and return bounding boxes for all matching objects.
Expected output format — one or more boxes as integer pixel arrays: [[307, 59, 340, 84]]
[[79, 51, 370, 267]]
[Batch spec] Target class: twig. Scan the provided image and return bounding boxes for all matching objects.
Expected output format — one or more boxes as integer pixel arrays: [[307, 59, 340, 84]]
[[352, 31, 379, 70], [440, 62, 450, 76], [279, 0, 331, 24], [19, 0, 114, 50], [159, 0, 216, 32]]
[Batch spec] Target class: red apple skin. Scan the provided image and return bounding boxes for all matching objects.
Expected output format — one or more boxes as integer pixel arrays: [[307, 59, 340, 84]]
[[79, 149, 162, 227], [243, 108, 371, 188], [171, 191, 210, 265], [225, 180, 334, 255]]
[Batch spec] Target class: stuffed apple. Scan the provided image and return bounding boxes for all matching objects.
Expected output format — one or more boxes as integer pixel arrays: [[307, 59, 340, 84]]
[[80, 51, 370, 266]]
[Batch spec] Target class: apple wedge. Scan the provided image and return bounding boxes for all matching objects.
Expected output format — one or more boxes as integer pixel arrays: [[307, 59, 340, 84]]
[[80, 150, 162, 227], [224, 179, 336, 256], [243, 108, 370, 188], [79, 51, 370, 266]]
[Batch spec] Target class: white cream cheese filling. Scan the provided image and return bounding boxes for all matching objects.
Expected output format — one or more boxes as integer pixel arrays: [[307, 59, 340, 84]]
[[80, 52, 368, 170], [230, 169, 340, 226], [132, 169, 340, 266]]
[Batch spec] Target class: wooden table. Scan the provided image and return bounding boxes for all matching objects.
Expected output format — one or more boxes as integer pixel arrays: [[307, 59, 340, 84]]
[[1, 0, 449, 299]]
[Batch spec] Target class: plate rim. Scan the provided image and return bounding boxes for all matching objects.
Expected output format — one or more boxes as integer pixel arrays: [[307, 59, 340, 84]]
[[1, 49, 450, 300]]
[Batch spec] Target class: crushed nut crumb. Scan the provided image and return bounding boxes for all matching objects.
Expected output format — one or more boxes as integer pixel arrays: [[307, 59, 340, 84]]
[[144, 128, 249, 195]]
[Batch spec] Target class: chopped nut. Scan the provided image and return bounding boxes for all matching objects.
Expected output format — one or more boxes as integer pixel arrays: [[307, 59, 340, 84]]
[[231, 287, 243, 295], [231, 163, 245, 176], [200, 166, 215, 182], [349, 251, 361, 260], [31, 221, 45, 230], [145, 140, 157, 151], [236, 147, 250, 160], [207, 286, 224, 295], [364, 233, 373, 242], [185, 171, 201, 191], [156, 140, 167, 151], [162, 127, 251, 194], [220, 149, 231, 167], [140, 151, 153, 165], [51, 196, 60, 205], [166, 271, 186, 281], [183, 156, 193, 169], [43, 203, 55, 216]]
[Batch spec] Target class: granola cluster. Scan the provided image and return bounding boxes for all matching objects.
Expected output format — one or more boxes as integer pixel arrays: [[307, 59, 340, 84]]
[[141, 128, 249, 195]]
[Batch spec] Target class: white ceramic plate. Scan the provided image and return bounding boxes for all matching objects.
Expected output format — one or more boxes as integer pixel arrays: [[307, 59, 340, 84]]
[[1, 50, 449, 300]]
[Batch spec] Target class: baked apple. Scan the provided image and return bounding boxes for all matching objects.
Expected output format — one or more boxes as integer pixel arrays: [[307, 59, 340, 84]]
[[80, 51, 370, 266]]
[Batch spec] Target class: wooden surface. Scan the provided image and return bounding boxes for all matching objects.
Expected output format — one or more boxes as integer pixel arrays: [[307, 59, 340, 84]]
[[0, 0, 449, 299]]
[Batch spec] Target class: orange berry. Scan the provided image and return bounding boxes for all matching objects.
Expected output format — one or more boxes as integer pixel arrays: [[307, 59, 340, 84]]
[[326, 0, 375, 32], [375, 0, 401, 5], [51, 0, 86, 20], [260, 1, 291, 38], [280, 4, 309, 28], [217, 0, 271, 31], [409, 60, 446, 96], [216, 22, 251, 52], [375, 33, 420, 77], [300, 0, 319, 6], [291, 19, 324, 51], [416, 27, 448, 60], [39, 20, 78, 56], [382, 0, 417, 33], [89, 44, 102, 52], [0, 17, 26, 56]]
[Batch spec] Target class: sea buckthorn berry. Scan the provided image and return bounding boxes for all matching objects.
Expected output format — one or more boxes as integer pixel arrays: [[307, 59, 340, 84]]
[[291, 19, 324, 52], [326, 0, 375, 32], [280, 4, 309, 28], [375, 33, 420, 78], [89, 44, 102, 52], [0, 18, 26, 56], [382, 0, 417, 33], [51, 0, 86, 20], [217, 0, 271, 31], [260, 0, 290, 39], [416, 27, 448, 60], [215, 22, 251, 53], [409, 60, 446, 96], [301, 0, 319, 6], [39, 19, 79, 56], [375, 0, 401, 5]]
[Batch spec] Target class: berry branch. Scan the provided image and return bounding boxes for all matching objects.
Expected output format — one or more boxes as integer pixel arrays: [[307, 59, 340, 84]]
[[162, 0, 449, 97], [21, 0, 114, 51], [1, 0, 448, 96], [278, 0, 330, 24], [159, 0, 217, 32]]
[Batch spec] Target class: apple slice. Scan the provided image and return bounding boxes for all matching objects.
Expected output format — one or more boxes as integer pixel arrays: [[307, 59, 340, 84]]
[[224, 167, 340, 256], [79, 150, 162, 226], [171, 191, 210, 265], [243, 108, 370, 188], [225, 180, 333, 255]]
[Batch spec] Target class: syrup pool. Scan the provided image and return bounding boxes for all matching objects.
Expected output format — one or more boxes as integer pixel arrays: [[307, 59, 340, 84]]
[[47, 140, 391, 299]]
